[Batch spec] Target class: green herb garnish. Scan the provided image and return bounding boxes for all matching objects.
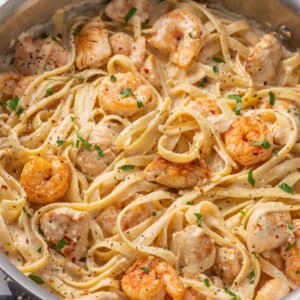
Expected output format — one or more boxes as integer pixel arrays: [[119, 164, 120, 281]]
[[204, 278, 210, 287], [51, 36, 59, 43], [46, 88, 54, 95], [94, 144, 105, 158], [286, 243, 295, 251], [22, 207, 31, 219], [16, 107, 24, 116], [240, 210, 246, 216], [71, 116, 77, 122], [279, 182, 294, 195], [137, 100, 144, 108], [75, 130, 92, 151], [269, 91, 275, 105], [212, 57, 225, 63], [152, 211, 157, 216], [194, 213, 203, 227], [247, 170, 255, 187], [140, 266, 149, 274], [228, 94, 242, 115], [125, 7, 137, 24], [212, 65, 219, 73], [273, 149, 279, 157], [55, 238, 67, 251], [28, 274, 44, 284], [186, 201, 195, 205], [110, 75, 117, 82], [8, 96, 20, 111], [120, 88, 134, 99], [56, 140, 66, 146], [118, 165, 135, 171], [286, 220, 295, 230], [249, 139, 271, 149]]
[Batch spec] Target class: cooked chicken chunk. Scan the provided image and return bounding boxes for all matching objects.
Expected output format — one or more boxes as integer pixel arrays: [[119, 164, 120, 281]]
[[214, 247, 242, 285], [144, 156, 210, 189], [14, 75, 36, 98], [130, 37, 146, 70], [0, 72, 20, 100], [247, 212, 294, 253], [141, 55, 161, 89], [15, 36, 68, 76], [256, 278, 290, 300], [40, 208, 90, 261], [172, 225, 215, 276], [105, 0, 150, 23], [76, 121, 123, 177], [109, 32, 133, 56], [245, 33, 282, 83], [75, 17, 112, 70]]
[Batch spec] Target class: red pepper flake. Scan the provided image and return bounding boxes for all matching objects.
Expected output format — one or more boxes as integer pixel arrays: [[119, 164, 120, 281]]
[[0, 185, 8, 190]]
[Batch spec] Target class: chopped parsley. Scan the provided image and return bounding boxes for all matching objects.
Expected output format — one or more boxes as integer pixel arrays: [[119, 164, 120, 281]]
[[194, 213, 203, 227], [8, 96, 20, 111], [28, 274, 44, 284], [186, 201, 195, 205], [273, 149, 279, 157], [51, 36, 59, 43], [118, 165, 135, 171], [55, 238, 67, 251], [16, 107, 24, 116], [76, 130, 92, 151], [199, 77, 208, 88], [286, 220, 295, 230], [279, 182, 294, 195], [37, 247, 42, 253], [40, 32, 49, 39], [45, 77, 54, 81], [56, 140, 65, 146], [110, 75, 117, 82], [286, 243, 295, 251], [228, 94, 242, 115], [71, 116, 78, 122], [152, 211, 157, 216], [212, 65, 219, 73], [204, 278, 210, 287], [94, 144, 105, 158], [120, 88, 134, 99], [247, 269, 255, 280], [189, 29, 195, 38], [224, 289, 240, 300], [140, 266, 149, 274], [249, 139, 271, 149], [269, 91, 275, 105], [69, 75, 83, 81], [240, 210, 246, 216], [137, 100, 144, 108], [247, 170, 255, 187], [125, 7, 137, 24], [46, 88, 54, 95], [212, 57, 225, 63], [22, 207, 31, 219]]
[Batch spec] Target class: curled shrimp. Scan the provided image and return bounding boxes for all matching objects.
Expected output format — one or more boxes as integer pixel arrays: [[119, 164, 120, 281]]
[[256, 278, 290, 300], [225, 116, 274, 166], [121, 258, 186, 300], [0, 72, 20, 100], [20, 156, 71, 204], [98, 72, 152, 117], [148, 9, 206, 68]]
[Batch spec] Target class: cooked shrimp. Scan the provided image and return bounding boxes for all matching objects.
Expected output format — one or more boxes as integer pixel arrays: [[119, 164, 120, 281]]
[[14, 75, 36, 98], [245, 33, 282, 83], [15, 36, 68, 76], [225, 116, 274, 166], [141, 55, 161, 89], [144, 156, 210, 189], [121, 258, 186, 300], [214, 247, 242, 285], [76, 17, 112, 70], [172, 225, 216, 276], [148, 9, 206, 68], [187, 98, 221, 117], [247, 212, 294, 253], [40, 208, 90, 261], [20, 156, 71, 204], [98, 206, 120, 235], [0, 72, 20, 100], [98, 72, 152, 117], [282, 247, 300, 285], [255, 278, 290, 300], [293, 219, 300, 248], [109, 32, 133, 56], [76, 121, 123, 177], [105, 0, 150, 23]]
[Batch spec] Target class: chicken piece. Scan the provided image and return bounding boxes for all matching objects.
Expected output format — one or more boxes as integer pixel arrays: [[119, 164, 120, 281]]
[[245, 33, 282, 83], [75, 17, 112, 70], [40, 208, 90, 261], [187, 98, 221, 117], [0, 72, 20, 100], [15, 36, 68, 76], [172, 225, 216, 276], [255, 278, 290, 300], [130, 36, 146, 70], [247, 211, 295, 253], [105, 0, 150, 23], [78, 292, 121, 300], [76, 121, 123, 177], [214, 247, 242, 285], [109, 32, 133, 56], [141, 55, 161, 89], [144, 156, 210, 189], [14, 75, 36, 98]]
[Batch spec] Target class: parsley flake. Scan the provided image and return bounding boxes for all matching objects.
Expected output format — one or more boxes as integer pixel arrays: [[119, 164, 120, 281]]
[[279, 182, 294, 194], [140, 266, 149, 274], [22, 207, 31, 219], [247, 170, 255, 187], [240, 210, 246, 216], [55, 238, 67, 251], [37, 247, 42, 253], [204, 278, 210, 287], [273, 149, 279, 157], [46, 88, 54, 95], [212, 65, 219, 73], [152, 211, 157, 216], [212, 57, 225, 63], [249, 139, 271, 149], [95, 144, 105, 158], [8, 96, 20, 111], [228, 94, 242, 115], [75, 130, 92, 151], [269, 91, 275, 105], [28, 274, 44, 284], [199, 77, 208, 88], [286, 220, 295, 230], [110, 75, 117, 82], [286, 243, 295, 251], [194, 213, 203, 227], [51, 36, 59, 43], [56, 140, 66, 146], [71, 116, 77, 122], [247, 269, 255, 280], [16, 107, 24, 116], [186, 201, 194, 205], [120, 88, 134, 99], [118, 165, 135, 171], [125, 7, 137, 24], [224, 289, 240, 300], [69, 75, 83, 81], [137, 100, 144, 108]]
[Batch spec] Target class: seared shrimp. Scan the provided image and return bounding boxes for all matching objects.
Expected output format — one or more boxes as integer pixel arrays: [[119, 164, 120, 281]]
[[20, 156, 71, 204], [144, 156, 210, 189], [187, 98, 221, 117], [121, 258, 186, 300], [141, 55, 161, 89], [98, 72, 152, 117], [105, 0, 150, 23], [225, 116, 274, 166], [247, 212, 294, 253], [148, 9, 206, 68], [76, 17, 112, 70], [172, 225, 216, 276], [14, 75, 36, 98], [282, 247, 300, 285], [15, 36, 68, 76], [214, 247, 242, 286], [40, 208, 90, 261], [76, 121, 123, 177], [246, 33, 282, 83], [256, 278, 290, 300], [0, 72, 20, 100]]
